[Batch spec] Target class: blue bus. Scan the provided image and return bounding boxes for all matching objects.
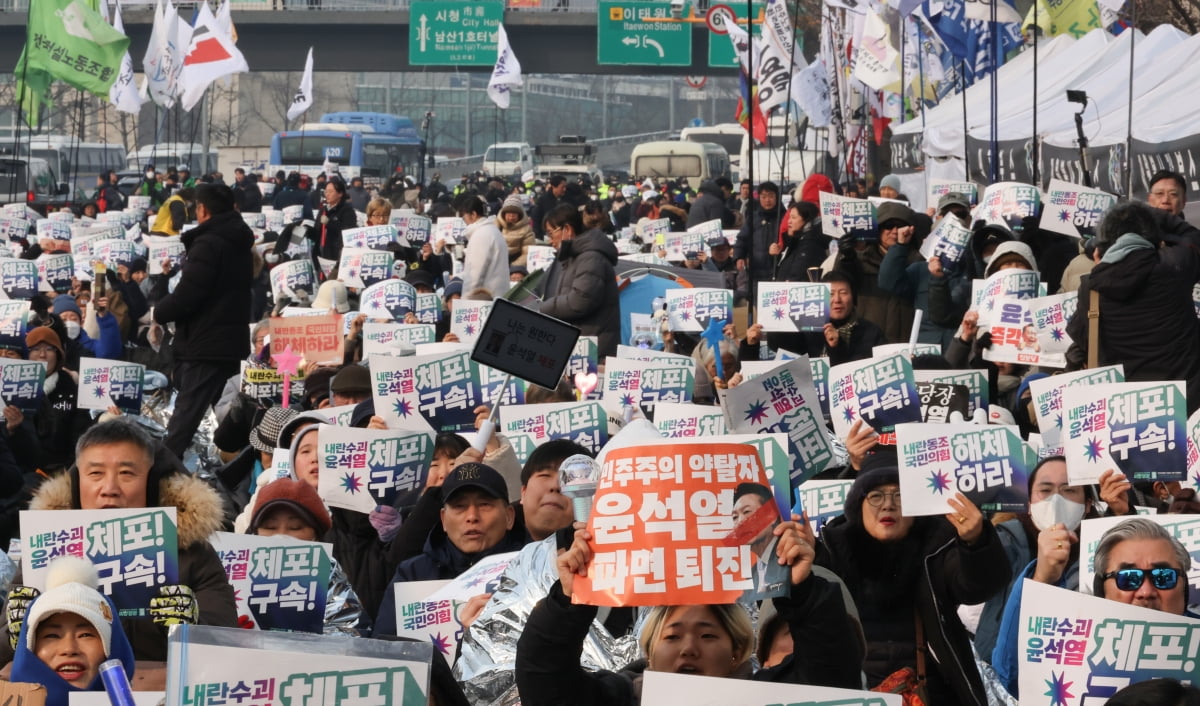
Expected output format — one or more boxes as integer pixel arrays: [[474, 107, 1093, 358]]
[[268, 112, 424, 185]]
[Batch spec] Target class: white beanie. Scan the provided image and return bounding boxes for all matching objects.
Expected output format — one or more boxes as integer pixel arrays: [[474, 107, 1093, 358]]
[[313, 280, 350, 313], [25, 556, 113, 656]]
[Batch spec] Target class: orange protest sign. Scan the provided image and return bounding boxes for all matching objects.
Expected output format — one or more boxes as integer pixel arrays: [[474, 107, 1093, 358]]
[[572, 441, 784, 607], [269, 313, 345, 365]]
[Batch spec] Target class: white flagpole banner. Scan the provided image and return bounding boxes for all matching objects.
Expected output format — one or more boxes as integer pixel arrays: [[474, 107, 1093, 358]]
[[486, 25, 522, 110], [287, 47, 314, 122]]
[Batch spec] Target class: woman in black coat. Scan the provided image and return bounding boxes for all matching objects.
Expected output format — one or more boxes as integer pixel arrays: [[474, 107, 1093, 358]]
[[772, 201, 829, 283], [311, 176, 358, 265]]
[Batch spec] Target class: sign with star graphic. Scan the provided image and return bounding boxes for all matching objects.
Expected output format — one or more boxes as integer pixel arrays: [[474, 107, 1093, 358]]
[[370, 350, 523, 432], [983, 291, 1078, 369], [1040, 179, 1117, 239], [394, 552, 518, 656], [927, 179, 978, 208], [1079, 514, 1200, 612], [432, 217, 467, 245], [77, 358, 145, 414], [210, 532, 331, 634], [363, 322, 436, 357], [756, 282, 830, 332], [316, 425, 435, 513], [450, 298, 493, 346], [37, 252, 74, 294], [360, 279, 418, 321], [92, 238, 141, 270], [829, 354, 922, 438], [1028, 366, 1125, 455], [722, 357, 835, 485], [975, 181, 1041, 234], [0, 359, 45, 415], [337, 247, 398, 289], [666, 287, 733, 333], [269, 313, 345, 366], [819, 192, 877, 241], [391, 213, 432, 246], [499, 401, 608, 454], [1063, 380, 1188, 485], [971, 268, 1044, 329], [269, 259, 318, 303], [641, 671, 901, 706], [896, 422, 1035, 515], [918, 213, 973, 269], [343, 224, 400, 251], [601, 356, 695, 420], [654, 401, 727, 438], [1018, 579, 1200, 706]]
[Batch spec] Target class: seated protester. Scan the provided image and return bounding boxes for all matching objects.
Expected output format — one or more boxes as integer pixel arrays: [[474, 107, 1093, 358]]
[[329, 365, 371, 408], [814, 271, 886, 365], [51, 296, 121, 369], [217, 406, 299, 522], [944, 240, 1038, 369], [514, 519, 865, 705], [247, 478, 367, 636], [5, 327, 92, 475], [11, 557, 135, 706], [10, 421, 238, 661], [374, 463, 527, 636], [233, 411, 327, 533], [832, 203, 920, 344], [1099, 470, 1200, 517], [877, 200, 955, 350], [104, 259, 150, 340], [691, 335, 741, 404]]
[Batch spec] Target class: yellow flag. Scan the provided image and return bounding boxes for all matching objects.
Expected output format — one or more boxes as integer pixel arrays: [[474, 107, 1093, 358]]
[[1043, 0, 1102, 37]]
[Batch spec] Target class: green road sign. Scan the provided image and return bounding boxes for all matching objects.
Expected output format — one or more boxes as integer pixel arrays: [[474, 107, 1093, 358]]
[[410, 1, 503, 66], [707, 6, 760, 68], [597, 1, 693, 67]]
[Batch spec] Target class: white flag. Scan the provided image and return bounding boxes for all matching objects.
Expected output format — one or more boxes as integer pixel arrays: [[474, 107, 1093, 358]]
[[178, 2, 248, 111], [287, 47, 314, 122], [791, 59, 832, 128], [852, 10, 901, 91], [963, 0, 1023, 25], [108, 3, 143, 115], [486, 26, 522, 110], [141, 0, 175, 107]]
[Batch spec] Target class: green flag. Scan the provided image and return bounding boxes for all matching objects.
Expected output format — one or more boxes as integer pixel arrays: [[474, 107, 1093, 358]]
[[13, 46, 52, 127]]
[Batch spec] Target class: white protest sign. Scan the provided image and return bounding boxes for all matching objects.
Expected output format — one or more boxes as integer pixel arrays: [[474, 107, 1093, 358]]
[[665, 287, 733, 332], [918, 213, 973, 268], [828, 354, 922, 438], [363, 322, 436, 357], [449, 298, 493, 346], [602, 356, 695, 420], [970, 268, 1043, 328], [1041, 179, 1118, 239], [1028, 365, 1125, 454], [819, 192, 876, 240], [796, 478, 854, 536], [653, 401, 727, 438], [316, 425, 435, 513], [525, 245, 556, 272], [498, 401, 608, 455], [209, 532, 332, 634], [983, 291, 1078, 369], [757, 282, 830, 332], [77, 358, 145, 414], [641, 671, 901, 706], [896, 423, 1035, 516], [928, 179, 978, 207], [393, 553, 517, 650], [343, 224, 399, 250], [269, 259, 318, 302]]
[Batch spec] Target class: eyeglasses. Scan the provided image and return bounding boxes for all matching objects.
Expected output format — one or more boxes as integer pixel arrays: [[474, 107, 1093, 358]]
[[1102, 567, 1181, 591], [865, 490, 902, 508]]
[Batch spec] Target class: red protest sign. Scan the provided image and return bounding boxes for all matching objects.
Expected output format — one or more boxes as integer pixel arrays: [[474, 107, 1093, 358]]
[[269, 314, 345, 365], [572, 441, 784, 607]]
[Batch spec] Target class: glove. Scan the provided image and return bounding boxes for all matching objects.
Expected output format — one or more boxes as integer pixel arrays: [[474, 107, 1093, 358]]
[[149, 585, 199, 627], [977, 331, 994, 350], [6, 585, 40, 650], [369, 505, 403, 543]]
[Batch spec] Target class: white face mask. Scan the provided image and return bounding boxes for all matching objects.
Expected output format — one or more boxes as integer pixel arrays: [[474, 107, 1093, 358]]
[[64, 320, 81, 340], [1029, 492, 1085, 532]]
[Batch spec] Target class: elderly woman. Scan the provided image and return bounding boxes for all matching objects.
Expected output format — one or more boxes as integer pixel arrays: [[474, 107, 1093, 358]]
[[815, 462, 1010, 705]]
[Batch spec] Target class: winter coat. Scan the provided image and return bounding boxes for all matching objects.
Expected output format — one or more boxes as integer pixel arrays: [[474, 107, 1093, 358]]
[[461, 216, 511, 298], [153, 210, 254, 362], [877, 241, 955, 349], [346, 185, 370, 212], [733, 202, 782, 281], [28, 469, 239, 661], [539, 229, 621, 357], [824, 316, 888, 367], [514, 574, 865, 706], [7, 371, 92, 474], [499, 211, 536, 268], [775, 220, 830, 283], [326, 506, 391, 623], [685, 181, 729, 228], [312, 199, 357, 263], [835, 244, 916, 344], [816, 515, 1009, 705]]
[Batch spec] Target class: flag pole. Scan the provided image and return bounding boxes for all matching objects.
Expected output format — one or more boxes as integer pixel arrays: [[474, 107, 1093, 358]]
[[1124, 0, 1136, 197], [12, 0, 33, 204], [746, 0, 754, 188], [1032, 21, 1039, 187]]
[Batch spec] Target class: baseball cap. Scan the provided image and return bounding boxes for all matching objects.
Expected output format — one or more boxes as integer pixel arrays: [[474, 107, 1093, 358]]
[[707, 234, 731, 248], [441, 463, 508, 504], [937, 192, 971, 213]]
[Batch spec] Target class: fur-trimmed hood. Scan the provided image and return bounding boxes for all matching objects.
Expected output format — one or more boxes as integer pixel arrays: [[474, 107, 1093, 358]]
[[31, 472, 227, 548]]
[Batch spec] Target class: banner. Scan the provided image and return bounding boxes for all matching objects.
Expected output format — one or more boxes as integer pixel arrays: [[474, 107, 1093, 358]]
[[641, 672, 901, 706], [653, 402, 727, 438], [918, 214, 973, 269], [572, 440, 785, 606], [210, 532, 331, 634], [316, 426, 435, 513], [449, 298, 493, 346], [270, 259, 318, 303], [394, 552, 517, 653], [975, 181, 1041, 233], [240, 364, 306, 407], [38, 253, 74, 294], [0, 359, 45, 415], [756, 282, 830, 332], [1041, 179, 1118, 239], [1063, 380, 1187, 485], [371, 351, 522, 433], [77, 358, 144, 414], [286, 47, 314, 122], [269, 313, 344, 365], [796, 479, 854, 536], [970, 268, 1043, 329], [0, 259, 38, 299], [982, 291, 1077, 369], [498, 401, 607, 455], [819, 193, 877, 240], [343, 225, 399, 251], [829, 354, 922, 438], [486, 25, 523, 109], [338, 248, 397, 289], [21, 508, 178, 618], [360, 279, 418, 321], [601, 356, 695, 420], [897, 423, 1035, 515], [665, 288, 732, 333], [363, 323, 436, 357], [1028, 365, 1124, 454]]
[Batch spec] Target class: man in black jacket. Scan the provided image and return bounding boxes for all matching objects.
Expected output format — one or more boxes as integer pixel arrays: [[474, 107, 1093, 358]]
[[733, 181, 782, 292], [154, 183, 254, 457]]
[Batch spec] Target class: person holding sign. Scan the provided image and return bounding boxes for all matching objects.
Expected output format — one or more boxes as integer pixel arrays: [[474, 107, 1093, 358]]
[[814, 464, 1010, 705], [820, 271, 886, 365], [833, 202, 922, 344], [514, 518, 864, 704], [538, 206, 620, 357], [6, 327, 91, 476], [10, 556, 136, 706]]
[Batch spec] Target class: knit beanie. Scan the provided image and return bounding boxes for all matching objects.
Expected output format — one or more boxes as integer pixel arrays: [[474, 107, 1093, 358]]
[[250, 478, 332, 535], [24, 557, 113, 656], [500, 195, 525, 218], [51, 297, 82, 319], [26, 326, 66, 362]]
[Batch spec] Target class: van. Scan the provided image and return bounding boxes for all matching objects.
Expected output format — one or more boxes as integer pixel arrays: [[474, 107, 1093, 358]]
[[483, 142, 534, 179], [0, 158, 65, 214], [630, 141, 730, 184]]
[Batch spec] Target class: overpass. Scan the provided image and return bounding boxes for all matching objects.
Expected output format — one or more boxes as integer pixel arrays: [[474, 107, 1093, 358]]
[[0, 1, 740, 77]]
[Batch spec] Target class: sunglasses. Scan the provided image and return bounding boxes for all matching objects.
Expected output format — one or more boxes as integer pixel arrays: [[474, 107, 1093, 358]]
[[1102, 567, 1181, 591]]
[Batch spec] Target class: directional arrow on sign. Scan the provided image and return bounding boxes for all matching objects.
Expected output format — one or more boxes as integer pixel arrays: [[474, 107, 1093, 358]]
[[417, 15, 430, 52], [643, 37, 664, 58], [622, 36, 640, 46]]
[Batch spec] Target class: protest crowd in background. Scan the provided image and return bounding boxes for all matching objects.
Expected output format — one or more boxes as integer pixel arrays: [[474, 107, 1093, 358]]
[[1, 159, 1200, 706]]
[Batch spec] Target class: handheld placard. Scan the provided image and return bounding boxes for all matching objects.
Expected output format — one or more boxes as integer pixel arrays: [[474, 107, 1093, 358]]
[[100, 658, 135, 706], [471, 373, 509, 453], [907, 309, 923, 356]]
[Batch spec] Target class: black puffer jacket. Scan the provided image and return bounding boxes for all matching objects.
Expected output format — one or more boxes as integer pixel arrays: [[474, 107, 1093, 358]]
[[685, 181, 729, 228], [733, 202, 782, 281], [775, 218, 830, 282], [539, 228, 621, 357], [312, 198, 357, 262], [7, 371, 92, 474], [153, 210, 254, 362]]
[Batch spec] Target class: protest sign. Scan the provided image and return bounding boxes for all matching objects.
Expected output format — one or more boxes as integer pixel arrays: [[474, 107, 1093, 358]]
[[756, 282, 830, 332], [338, 248, 397, 289], [975, 181, 1041, 232], [928, 179, 978, 207], [918, 214, 973, 268], [722, 432, 794, 520], [432, 217, 466, 245], [360, 279, 417, 321], [165, 625, 432, 706], [37, 253, 73, 294], [808, 356, 830, 420], [92, 238, 139, 269], [572, 440, 785, 607], [210, 532, 331, 634], [1018, 580, 1200, 705], [641, 671, 901, 706], [796, 479, 854, 536], [1028, 365, 1125, 454], [394, 552, 517, 653], [363, 322, 436, 356], [343, 224, 399, 250], [602, 356, 694, 420], [242, 212, 266, 230], [525, 245, 556, 272], [983, 291, 1077, 369], [722, 357, 835, 484], [0, 359, 45, 415], [0, 301, 28, 351], [263, 209, 285, 233], [0, 258, 38, 299], [144, 236, 186, 276], [0, 216, 31, 242], [916, 381, 969, 423], [449, 298, 493, 347], [471, 299, 581, 391], [240, 364, 306, 406], [666, 288, 732, 333], [829, 354, 922, 438], [819, 192, 876, 240], [77, 358, 144, 414], [1063, 380, 1187, 485], [315, 425, 435, 513], [567, 336, 599, 378], [371, 351, 522, 432], [615, 345, 694, 367], [653, 402, 727, 438], [270, 259, 318, 303], [636, 217, 670, 242], [269, 313, 344, 366], [871, 343, 943, 359], [415, 292, 441, 324], [498, 401, 608, 455], [896, 423, 1035, 515], [36, 219, 72, 243], [1190, 408, 1200, 489], [970, 268, 1043, 328], [21, 508, 179, 618], [1041, 179, 1118, 239], [392, 213, 432, 246]]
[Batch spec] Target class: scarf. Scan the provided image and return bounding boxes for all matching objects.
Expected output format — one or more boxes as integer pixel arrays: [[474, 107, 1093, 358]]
[[1100, 233, 1155, 264]]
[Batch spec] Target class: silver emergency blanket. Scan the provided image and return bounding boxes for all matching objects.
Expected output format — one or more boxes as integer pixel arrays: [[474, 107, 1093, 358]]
[[324, 557, 365, 636], [140, 388, 223, 475], [454, 536, 642, 706]]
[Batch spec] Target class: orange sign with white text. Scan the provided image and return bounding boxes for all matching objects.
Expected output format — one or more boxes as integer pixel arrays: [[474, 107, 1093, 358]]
[[269, 313, 344, 365]]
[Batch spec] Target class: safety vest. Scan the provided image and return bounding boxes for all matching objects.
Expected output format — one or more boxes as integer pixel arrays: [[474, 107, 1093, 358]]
[[151, 194, 186, 236], [598, 183, 610, 200]]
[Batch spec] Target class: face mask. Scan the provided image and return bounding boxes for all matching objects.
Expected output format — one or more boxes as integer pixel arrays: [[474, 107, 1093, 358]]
[[64, 321, 81, 340], [1029, 492, 1085, 532], [145, 171, 154, 180]]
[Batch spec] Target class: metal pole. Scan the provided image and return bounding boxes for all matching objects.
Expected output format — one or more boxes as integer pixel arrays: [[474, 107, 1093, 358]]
[[521, 82, 527, 144], [1032, 25, 1039, 186], [465, 74, 472, 157], [988, 0, 999, 183], [960, 59, 969, 181], [746, 0, 754, 186], [200, 92, 212, 176], [1125, 1, 1136, 197]]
